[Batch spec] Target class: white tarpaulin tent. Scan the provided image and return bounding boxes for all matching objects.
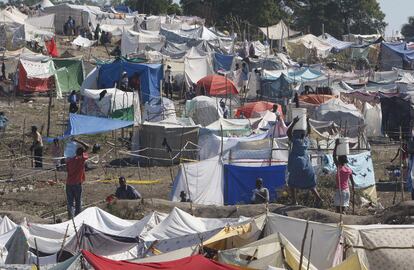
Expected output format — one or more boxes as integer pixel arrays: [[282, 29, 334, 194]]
[[171, 156, 224, 205], [143, 97, 176, 122], [121, 29, 165, 56], [259, 20, 300, 40], [184, 47, 213, 87], [287, 34, 333, 59], [185, 96, 223, 127], [72, 35, 96, 47]]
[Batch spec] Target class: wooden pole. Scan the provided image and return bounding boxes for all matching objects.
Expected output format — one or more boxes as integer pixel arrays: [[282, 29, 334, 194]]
[[34, 238, 40, 270], [306, 229, 314, 270], [57, 224, 70, 261], [72, 217, 80, 251], [298, 219, 310, 270], [400, 126, 404, 202], [47, 89, 53, 137], [220, 123, 224, 157]]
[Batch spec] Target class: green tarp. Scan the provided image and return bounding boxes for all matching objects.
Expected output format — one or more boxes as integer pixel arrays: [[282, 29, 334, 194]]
[[53, 58, 84, 94]]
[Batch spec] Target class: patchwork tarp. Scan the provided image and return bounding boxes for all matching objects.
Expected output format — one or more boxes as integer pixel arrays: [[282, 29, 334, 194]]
[[143, 97, 176, 122], [224, 164, 286, 204], [82, 251, 239, 270], [171, 156, 224, 205], [321, 151, 376, 189], [97, 59, 163, 103], [64, 113, 133, 136], [265, 213, 342, 269], [53, 58, 84, 94], [121, 29, 165, 56]]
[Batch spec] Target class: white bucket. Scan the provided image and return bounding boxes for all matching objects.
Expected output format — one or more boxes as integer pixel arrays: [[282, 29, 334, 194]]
[[337, 137, 350, 155], [291, 108, 307, 131]]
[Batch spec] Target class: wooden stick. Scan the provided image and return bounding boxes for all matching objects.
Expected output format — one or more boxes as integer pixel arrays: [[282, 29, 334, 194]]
[[298, 219, 309, 270], [34, 238, 40, 270], [57, 224, 70, 261], [400, 126, 404, 202], [72, 217, 80, 251], [47, 89, 53, 137]]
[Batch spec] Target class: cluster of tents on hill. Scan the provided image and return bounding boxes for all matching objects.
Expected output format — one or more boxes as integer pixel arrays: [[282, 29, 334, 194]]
[[1, 206, 413, 269]]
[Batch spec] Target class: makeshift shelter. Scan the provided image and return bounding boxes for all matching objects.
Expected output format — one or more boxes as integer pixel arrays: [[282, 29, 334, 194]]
[[286, 34, 333, 59], [235, 101, 282, 118], [260, 73, 293, 100], [53, 58, 84, 95], [184, 47, 213, 87], [171, 156, 224, 205], [185, 96, 223, 126], [197, 75, 238, 96], [224, 164, 286, 205], [380, 94, 414, 140], [319, 33, 353, 52], [259, 20, 300, 40], [33, 0, 54, 8], [121, 29, 166, 56], [97, 59, 163, 103], [17, 53, 55, 94], [213, 53, 234, 72], [143, 97, 176, 122], [81, 88, 135, 120], [380, 42, 414, 71], [363, 103, 382, 137], [205, 118, 258, 137], [135, 119, 199, 165]]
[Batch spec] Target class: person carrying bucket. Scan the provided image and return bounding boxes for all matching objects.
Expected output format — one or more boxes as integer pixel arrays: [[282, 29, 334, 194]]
[[333, 138, 355, 214], [287, 108, 323, 207]]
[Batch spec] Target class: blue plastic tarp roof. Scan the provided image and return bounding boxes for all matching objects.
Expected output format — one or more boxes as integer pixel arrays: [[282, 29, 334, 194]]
[[224, 164, 286, 205], [381, 42, 414, 62], [214, 53, 234, 72], [97, 59, 163, 103], [64, 113, 133, 136]]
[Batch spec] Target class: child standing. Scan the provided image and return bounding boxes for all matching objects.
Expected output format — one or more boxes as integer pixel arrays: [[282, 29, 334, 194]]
[[333, 139, 355, 213]]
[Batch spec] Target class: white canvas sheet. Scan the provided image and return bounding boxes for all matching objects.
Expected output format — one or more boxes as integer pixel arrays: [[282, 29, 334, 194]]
[[25, 14, 55, 31], [363, 103, 382, 137], [81, 88, 134, 117], [287, 34, 333, 59], [20, 53, 53, 78], [265, 213, 341, 269], [185, 96, 223, 127], [184, 47, 213, 87], [121, 29, 165, 56], [81, 67, 99, 91], [143, 97, 176, 122], [0, 217, 16, 235], [72, 35, 96, 48], [171, 156, 224, 205]]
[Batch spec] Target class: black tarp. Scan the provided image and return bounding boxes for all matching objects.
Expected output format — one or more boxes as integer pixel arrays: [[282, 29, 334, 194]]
[[380, 94, 414, 140]]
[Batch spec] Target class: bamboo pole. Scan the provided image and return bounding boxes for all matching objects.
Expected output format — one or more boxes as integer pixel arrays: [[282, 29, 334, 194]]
[[306, 230, 314, 270], [298, 219, 310, 270], [57, 224, 70, 261]]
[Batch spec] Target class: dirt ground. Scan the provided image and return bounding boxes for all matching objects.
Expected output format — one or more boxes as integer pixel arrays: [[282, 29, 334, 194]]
[[0, 38, 408, 223]]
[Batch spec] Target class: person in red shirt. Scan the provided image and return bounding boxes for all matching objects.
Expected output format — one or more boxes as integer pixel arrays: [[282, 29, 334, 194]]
[[333, 139, 355, 214], [66, 138, 89, 219]]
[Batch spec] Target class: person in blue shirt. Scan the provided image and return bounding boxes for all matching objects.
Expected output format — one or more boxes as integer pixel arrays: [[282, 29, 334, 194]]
[[241, 62, 249, 95], [68, 90, 78, 113], [115, 176, 142, 200], [0, 112, 8, 133]]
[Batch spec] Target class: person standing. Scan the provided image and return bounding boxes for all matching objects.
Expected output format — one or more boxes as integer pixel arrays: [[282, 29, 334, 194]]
[[28, 126, 43, 168], [65, 138, 89, 218], [120, 72, 129, 91], [333, 139, 355, 213], [164, 65, 173, 99], [1, 62, 5, 80], [251, 178, 269, 204], [94, 23, 101, 41], [68, 90, 78, 113], [115, 176, 142, 200], [220, 100, 228, 119], [241, 62, 249, 96], [287, 117, 323, 206]]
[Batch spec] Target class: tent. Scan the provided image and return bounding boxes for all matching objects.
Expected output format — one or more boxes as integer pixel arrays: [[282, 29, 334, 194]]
[[81, 88, 135, 120], [224, 164, 286, 205], [64, 113, 133, 136], [286, 34, 333, 59], [363, 103, 382, 137], [197, 75, 238, 96], [235, 101, 282, 118], [97, 59, 163, 103], [380, 42, 414, 71], [184, 47, 213, 87], [205, 118, 258, 137], [53, 58, 84, 94], [380, 94, 414, 140], [18, 53, 55, 94], [185, 96, 223, 126], [213, 53, 234, 72], [121, 29, 166, 56], [171, 156, 224, 205], [319, 33, 353, 52], [260, 73, 293, 100], [259, 20, 300, 40], [82, 251, 239, 270], [143, 97, 176, 122]]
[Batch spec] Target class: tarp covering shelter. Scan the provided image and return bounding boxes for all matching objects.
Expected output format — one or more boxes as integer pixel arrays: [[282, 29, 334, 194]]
[[184, 47, 213, 87], [185, 96, 223, 126], [380, 94, 414, 140], [380, 42, 414, 71], [197, 75, 238, 96], [171, 156, 224, 205], [121, 29, 166, 56], [224, 164, 286, 205], [97, 59, 163, 103], [82, 251, 239, 270], [64, 113, 133, 136], [213, 53, 234, 72], [363, 103, 382, 137], [259, 20, 299, 40], [18, 53, 55, 93], [53, 58, 84, 94], [33, 0, 54, 8], [287, 34, 333, 59], [299, 94, 334, 105], [260, 73, 293, 100], [319, 33, 353, 52], [81, 88, 134, 120], [235, 101, 282, 118], [143, 97, 176, 122]]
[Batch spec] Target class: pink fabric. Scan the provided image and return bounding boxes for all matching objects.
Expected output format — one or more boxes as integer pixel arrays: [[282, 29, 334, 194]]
[[336, 165, 352, 190]]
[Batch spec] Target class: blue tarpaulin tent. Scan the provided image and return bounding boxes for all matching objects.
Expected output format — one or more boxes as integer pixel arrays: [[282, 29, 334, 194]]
[[224, 164, 286, 205], [97, 59, 163, 103], [213, 53, 234, 72], [381, 42, 414, 61], [64, 113, 133, 136], [260, 74, 293, 100]]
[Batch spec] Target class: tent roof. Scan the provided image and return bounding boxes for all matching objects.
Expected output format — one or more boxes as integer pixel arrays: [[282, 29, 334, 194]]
[[319, 33, 353, 51], [259, 20, 299, 40], [235, 101, 282, 118], [381, 42, 414, 62], [197, 75, 238, 96]]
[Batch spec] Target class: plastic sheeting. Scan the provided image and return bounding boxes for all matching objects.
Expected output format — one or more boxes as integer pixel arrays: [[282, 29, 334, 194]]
[[196, 75, 238, 96], [0, 216, 16, 235], [171, 156, 224, 205], [121, 29, 165, 56], [185, 96, 223, 127], [319, 33, 353, 52], [287, 34, 333, 59], [72, 36, 96, 47], [265, 213, 342, 269], [224, 164, 286, 204], [143, 97, 176, 122], [97, 59, 163, 103], [213, 53, 234, 72], [259, 20, 299, 40], [321, 151, 376, 189], [184, 47, 213, 87], [64, 113, 133, 136], [363, 103, 382, 137], [53, 58, 84, 94]]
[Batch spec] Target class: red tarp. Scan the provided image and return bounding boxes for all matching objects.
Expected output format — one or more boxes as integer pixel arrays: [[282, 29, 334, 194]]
[[197, 75, 238, 96], [235, 101, 283, 118], [298, 94, 334, 105], [18, 62, 54, 93], [82, 250, 239, 270]]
